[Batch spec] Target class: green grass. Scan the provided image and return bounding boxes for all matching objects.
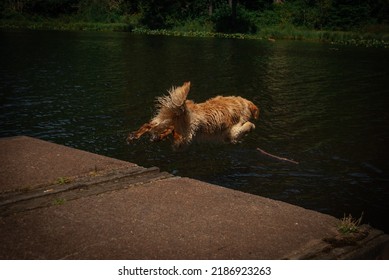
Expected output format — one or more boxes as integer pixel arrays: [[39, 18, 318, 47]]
[[171, 19, 214, 33], [52, 198, 66, 206], [257, 25, 389, 47], [56, 177, 71, 185], [1, 17, 388, 48], [0, 14, 135, 32], [337, 213, 363, 234], [132, 26, 389, 48], [132, 27, 255, 39]]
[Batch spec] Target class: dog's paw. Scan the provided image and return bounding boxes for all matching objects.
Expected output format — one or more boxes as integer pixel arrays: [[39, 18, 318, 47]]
[[241, 122, 255, 133], [126, 133, 137, 143], [149, 134, 161, 142]]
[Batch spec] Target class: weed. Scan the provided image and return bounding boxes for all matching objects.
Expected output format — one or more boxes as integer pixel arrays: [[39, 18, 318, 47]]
[[56, 177, 71, 185], [52, 198, 66, 206], [337, 213, 363, 234]]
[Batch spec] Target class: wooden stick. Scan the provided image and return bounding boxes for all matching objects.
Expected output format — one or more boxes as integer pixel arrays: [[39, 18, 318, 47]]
[[256, 147, 299, 165]]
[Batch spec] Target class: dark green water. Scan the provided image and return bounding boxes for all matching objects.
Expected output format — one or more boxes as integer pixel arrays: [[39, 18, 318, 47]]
[[1, 30, 389, 232]]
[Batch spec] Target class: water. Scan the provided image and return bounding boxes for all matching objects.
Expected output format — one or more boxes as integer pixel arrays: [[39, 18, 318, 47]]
[[1, 30, 389, 232]]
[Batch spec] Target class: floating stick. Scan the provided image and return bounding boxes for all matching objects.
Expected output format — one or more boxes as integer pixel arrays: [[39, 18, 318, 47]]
[[256, 147, 299, 165]]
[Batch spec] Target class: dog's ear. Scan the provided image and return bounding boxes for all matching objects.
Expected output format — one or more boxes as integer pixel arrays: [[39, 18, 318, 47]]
[[182, 81, 191, 95], [171, 81, 191, 107]]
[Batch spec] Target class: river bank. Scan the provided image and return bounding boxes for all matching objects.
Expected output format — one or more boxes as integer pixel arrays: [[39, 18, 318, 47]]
[[1, 17, 388, 48], [1, 136, 388, 259]]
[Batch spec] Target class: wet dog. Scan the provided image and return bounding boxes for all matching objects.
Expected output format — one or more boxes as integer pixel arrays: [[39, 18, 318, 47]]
[[127, 81, 259, 149]]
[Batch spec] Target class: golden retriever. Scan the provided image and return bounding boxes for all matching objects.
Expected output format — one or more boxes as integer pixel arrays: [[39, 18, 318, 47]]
[[127, 81, 259, 149]]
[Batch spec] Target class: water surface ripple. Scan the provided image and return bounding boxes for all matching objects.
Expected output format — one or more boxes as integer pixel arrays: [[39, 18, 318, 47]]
[[1, 31, 388, 232]]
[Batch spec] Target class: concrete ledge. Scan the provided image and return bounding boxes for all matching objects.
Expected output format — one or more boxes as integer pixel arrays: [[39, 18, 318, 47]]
[[0, 136, 388, 259], [0, 136, 136, 192]]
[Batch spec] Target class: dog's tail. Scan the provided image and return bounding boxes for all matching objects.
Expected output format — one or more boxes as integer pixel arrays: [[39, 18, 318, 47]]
[[156, 81, 191, 116]]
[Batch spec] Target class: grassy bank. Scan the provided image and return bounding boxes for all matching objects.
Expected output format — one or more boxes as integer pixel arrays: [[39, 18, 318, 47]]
[[0, 17, 132, 31], [1, 17, 388, 48], [133, 24, 389, 48]]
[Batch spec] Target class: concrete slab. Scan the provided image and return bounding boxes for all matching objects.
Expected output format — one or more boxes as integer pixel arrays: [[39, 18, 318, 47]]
[[0, 136, 388, 259], [0, 136, 135, 192]]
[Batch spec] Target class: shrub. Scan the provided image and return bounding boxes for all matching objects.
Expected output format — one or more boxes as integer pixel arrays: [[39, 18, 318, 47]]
[[212, 4, 257, 34]]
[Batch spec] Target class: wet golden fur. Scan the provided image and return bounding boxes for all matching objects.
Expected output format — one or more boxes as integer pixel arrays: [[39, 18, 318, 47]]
[[127, 81, 259, 149]]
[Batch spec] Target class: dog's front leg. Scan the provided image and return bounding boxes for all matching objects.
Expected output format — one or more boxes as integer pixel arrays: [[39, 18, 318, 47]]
[[229, 121, 255, 144], [150, 125, 174, 142], [127, 122, 156, 142], [172, 130, 186, 150]]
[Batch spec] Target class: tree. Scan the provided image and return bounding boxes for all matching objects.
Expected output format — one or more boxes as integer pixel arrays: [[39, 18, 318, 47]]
[[228, 0, 237, 20]]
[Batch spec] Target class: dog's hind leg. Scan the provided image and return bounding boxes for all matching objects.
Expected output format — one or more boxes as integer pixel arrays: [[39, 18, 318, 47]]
[[229, 121, 256, 144]]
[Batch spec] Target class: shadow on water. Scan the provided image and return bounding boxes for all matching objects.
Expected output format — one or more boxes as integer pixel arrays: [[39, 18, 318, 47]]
[[1, 30, 389, 232]]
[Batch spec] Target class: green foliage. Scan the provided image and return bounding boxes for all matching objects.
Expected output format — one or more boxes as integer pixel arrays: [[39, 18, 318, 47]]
[[1, 0, 388, 47], [327, 3, 371, 30], [212, 4, 258, 34], [172, 18, 214, 33], [138, 0, 196, 30], [0, 0, 79, 18], [77, 0, 125, 23], [2, 0, 388, 31]]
